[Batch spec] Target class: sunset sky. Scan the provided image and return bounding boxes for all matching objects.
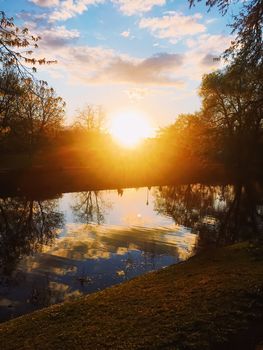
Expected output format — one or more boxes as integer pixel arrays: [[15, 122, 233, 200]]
[[2, 0, 234, 129]]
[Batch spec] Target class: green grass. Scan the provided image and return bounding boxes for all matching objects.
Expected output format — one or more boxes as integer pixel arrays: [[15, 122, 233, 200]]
[[0, 243, 263, 349]]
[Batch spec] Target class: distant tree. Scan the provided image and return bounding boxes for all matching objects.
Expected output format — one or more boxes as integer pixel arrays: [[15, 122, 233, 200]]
[[188, 0, 263, 65], [74, 105, 105, 132]]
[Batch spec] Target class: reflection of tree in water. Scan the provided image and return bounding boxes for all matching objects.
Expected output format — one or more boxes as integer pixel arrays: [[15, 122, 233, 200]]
[[154, 183, 263, 247], [72, 191, 111, 225], [0, 197, 64, 275]]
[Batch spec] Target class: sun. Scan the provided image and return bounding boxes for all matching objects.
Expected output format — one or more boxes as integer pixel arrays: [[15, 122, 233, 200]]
[[109, 110, 153, 148]]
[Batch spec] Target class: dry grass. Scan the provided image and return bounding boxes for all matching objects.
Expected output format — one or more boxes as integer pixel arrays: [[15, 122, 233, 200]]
[[0, 242, 263, 349]]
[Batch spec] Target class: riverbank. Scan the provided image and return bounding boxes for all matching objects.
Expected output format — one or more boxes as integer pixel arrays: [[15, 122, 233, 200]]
[[0, 242, 263, 349], [0, 164, 227, 198], [0, 144, 230, 197]]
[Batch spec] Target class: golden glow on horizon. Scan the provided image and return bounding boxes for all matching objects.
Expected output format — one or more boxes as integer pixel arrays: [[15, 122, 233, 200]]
[[109, 110, 153, 148]]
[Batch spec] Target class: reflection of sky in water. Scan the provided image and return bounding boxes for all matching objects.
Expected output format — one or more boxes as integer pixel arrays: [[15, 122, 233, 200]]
[[60, 188, 174, 229], [0, 187, 196, 323]]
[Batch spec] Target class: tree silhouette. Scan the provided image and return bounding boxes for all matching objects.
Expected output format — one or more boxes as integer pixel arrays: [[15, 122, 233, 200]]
[[74, 105, 105, 132], [199, 64, 263, 179], [0, 70, 65, 152], [0, 11, 56, 78]]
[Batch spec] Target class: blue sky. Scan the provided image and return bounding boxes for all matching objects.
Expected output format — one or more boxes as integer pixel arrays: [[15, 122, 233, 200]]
[[1, 0, 234, 128]]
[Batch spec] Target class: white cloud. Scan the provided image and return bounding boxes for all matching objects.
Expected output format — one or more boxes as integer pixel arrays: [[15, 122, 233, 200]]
[[29, 0, 59, 7], [186, 34, 232, 53], [35, 0, 165, 22], [40, 25, 80, 46], [139, 12, 206, 43], [21, 20, 80, 46], [98, 53, 184, 86], [35, 31, 231, 88], [113, 0, 166, 16], [205, 18, 218, 24], [121, 30, 130, 38], [38, 41, 184, 86], [182, 34, 232, 81], [49, 0, 104, 22]]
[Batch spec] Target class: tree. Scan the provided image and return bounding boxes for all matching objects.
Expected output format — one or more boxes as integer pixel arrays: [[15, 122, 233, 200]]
[[156, 112, 213, 172], [0, 11, 60, 150], [199, 64, 263, 178], [0, 11, 56, 78], [74, 105, 105, 132], [0, 68, 22, 133], [18, 78, 65, 149], [188, 0, 263, 65], [0, 70, 65, 152]]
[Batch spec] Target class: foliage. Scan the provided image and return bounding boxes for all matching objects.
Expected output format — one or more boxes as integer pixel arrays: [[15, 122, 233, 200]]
[[0, 69, 65, 152], [0, 11, 61, 153], [199, 64, 263, 177], [157, 113, 209, 161], [154, 61, 263, 182], [0, 11, 56, 77]]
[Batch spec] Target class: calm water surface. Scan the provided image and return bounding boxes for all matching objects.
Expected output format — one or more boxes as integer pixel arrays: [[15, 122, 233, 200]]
[[0, 187, 197, 322]]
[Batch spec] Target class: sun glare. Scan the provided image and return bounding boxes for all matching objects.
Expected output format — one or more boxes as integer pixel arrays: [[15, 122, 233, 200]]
[[109, 110, 153, 148]]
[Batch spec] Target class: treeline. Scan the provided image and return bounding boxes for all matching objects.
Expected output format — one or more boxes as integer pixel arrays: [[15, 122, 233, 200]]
[[154, 63, 263, 182], [0, 2, 262, 185], [0, 65, 262, 184]]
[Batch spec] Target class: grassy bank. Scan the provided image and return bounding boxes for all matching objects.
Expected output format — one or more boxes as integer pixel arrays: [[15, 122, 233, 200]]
[[0, 243, 263, 349]]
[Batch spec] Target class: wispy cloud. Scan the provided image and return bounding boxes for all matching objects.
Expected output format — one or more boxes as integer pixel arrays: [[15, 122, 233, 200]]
[[29, 0, 166, 22], [23, 2, 231, 95], [38, 41, 184, 86], [49, 0, 104, 22], [186, 34, 232, 53], [20, 20, 80, 47], [139, 12, 206, 43], [120, 30, 130, 38], [29, 0, 59, 7], [113, 0, 166, 16], [205, 18, 218, 24], [41, 25, 80, 47], [182, 34, 232, 81], [96, 52, 184, 85], [125, 87, 152, 101]]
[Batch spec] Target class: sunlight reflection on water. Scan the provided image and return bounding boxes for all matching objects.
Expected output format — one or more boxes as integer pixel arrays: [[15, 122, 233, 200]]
[[0, 187, 197, 322]]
